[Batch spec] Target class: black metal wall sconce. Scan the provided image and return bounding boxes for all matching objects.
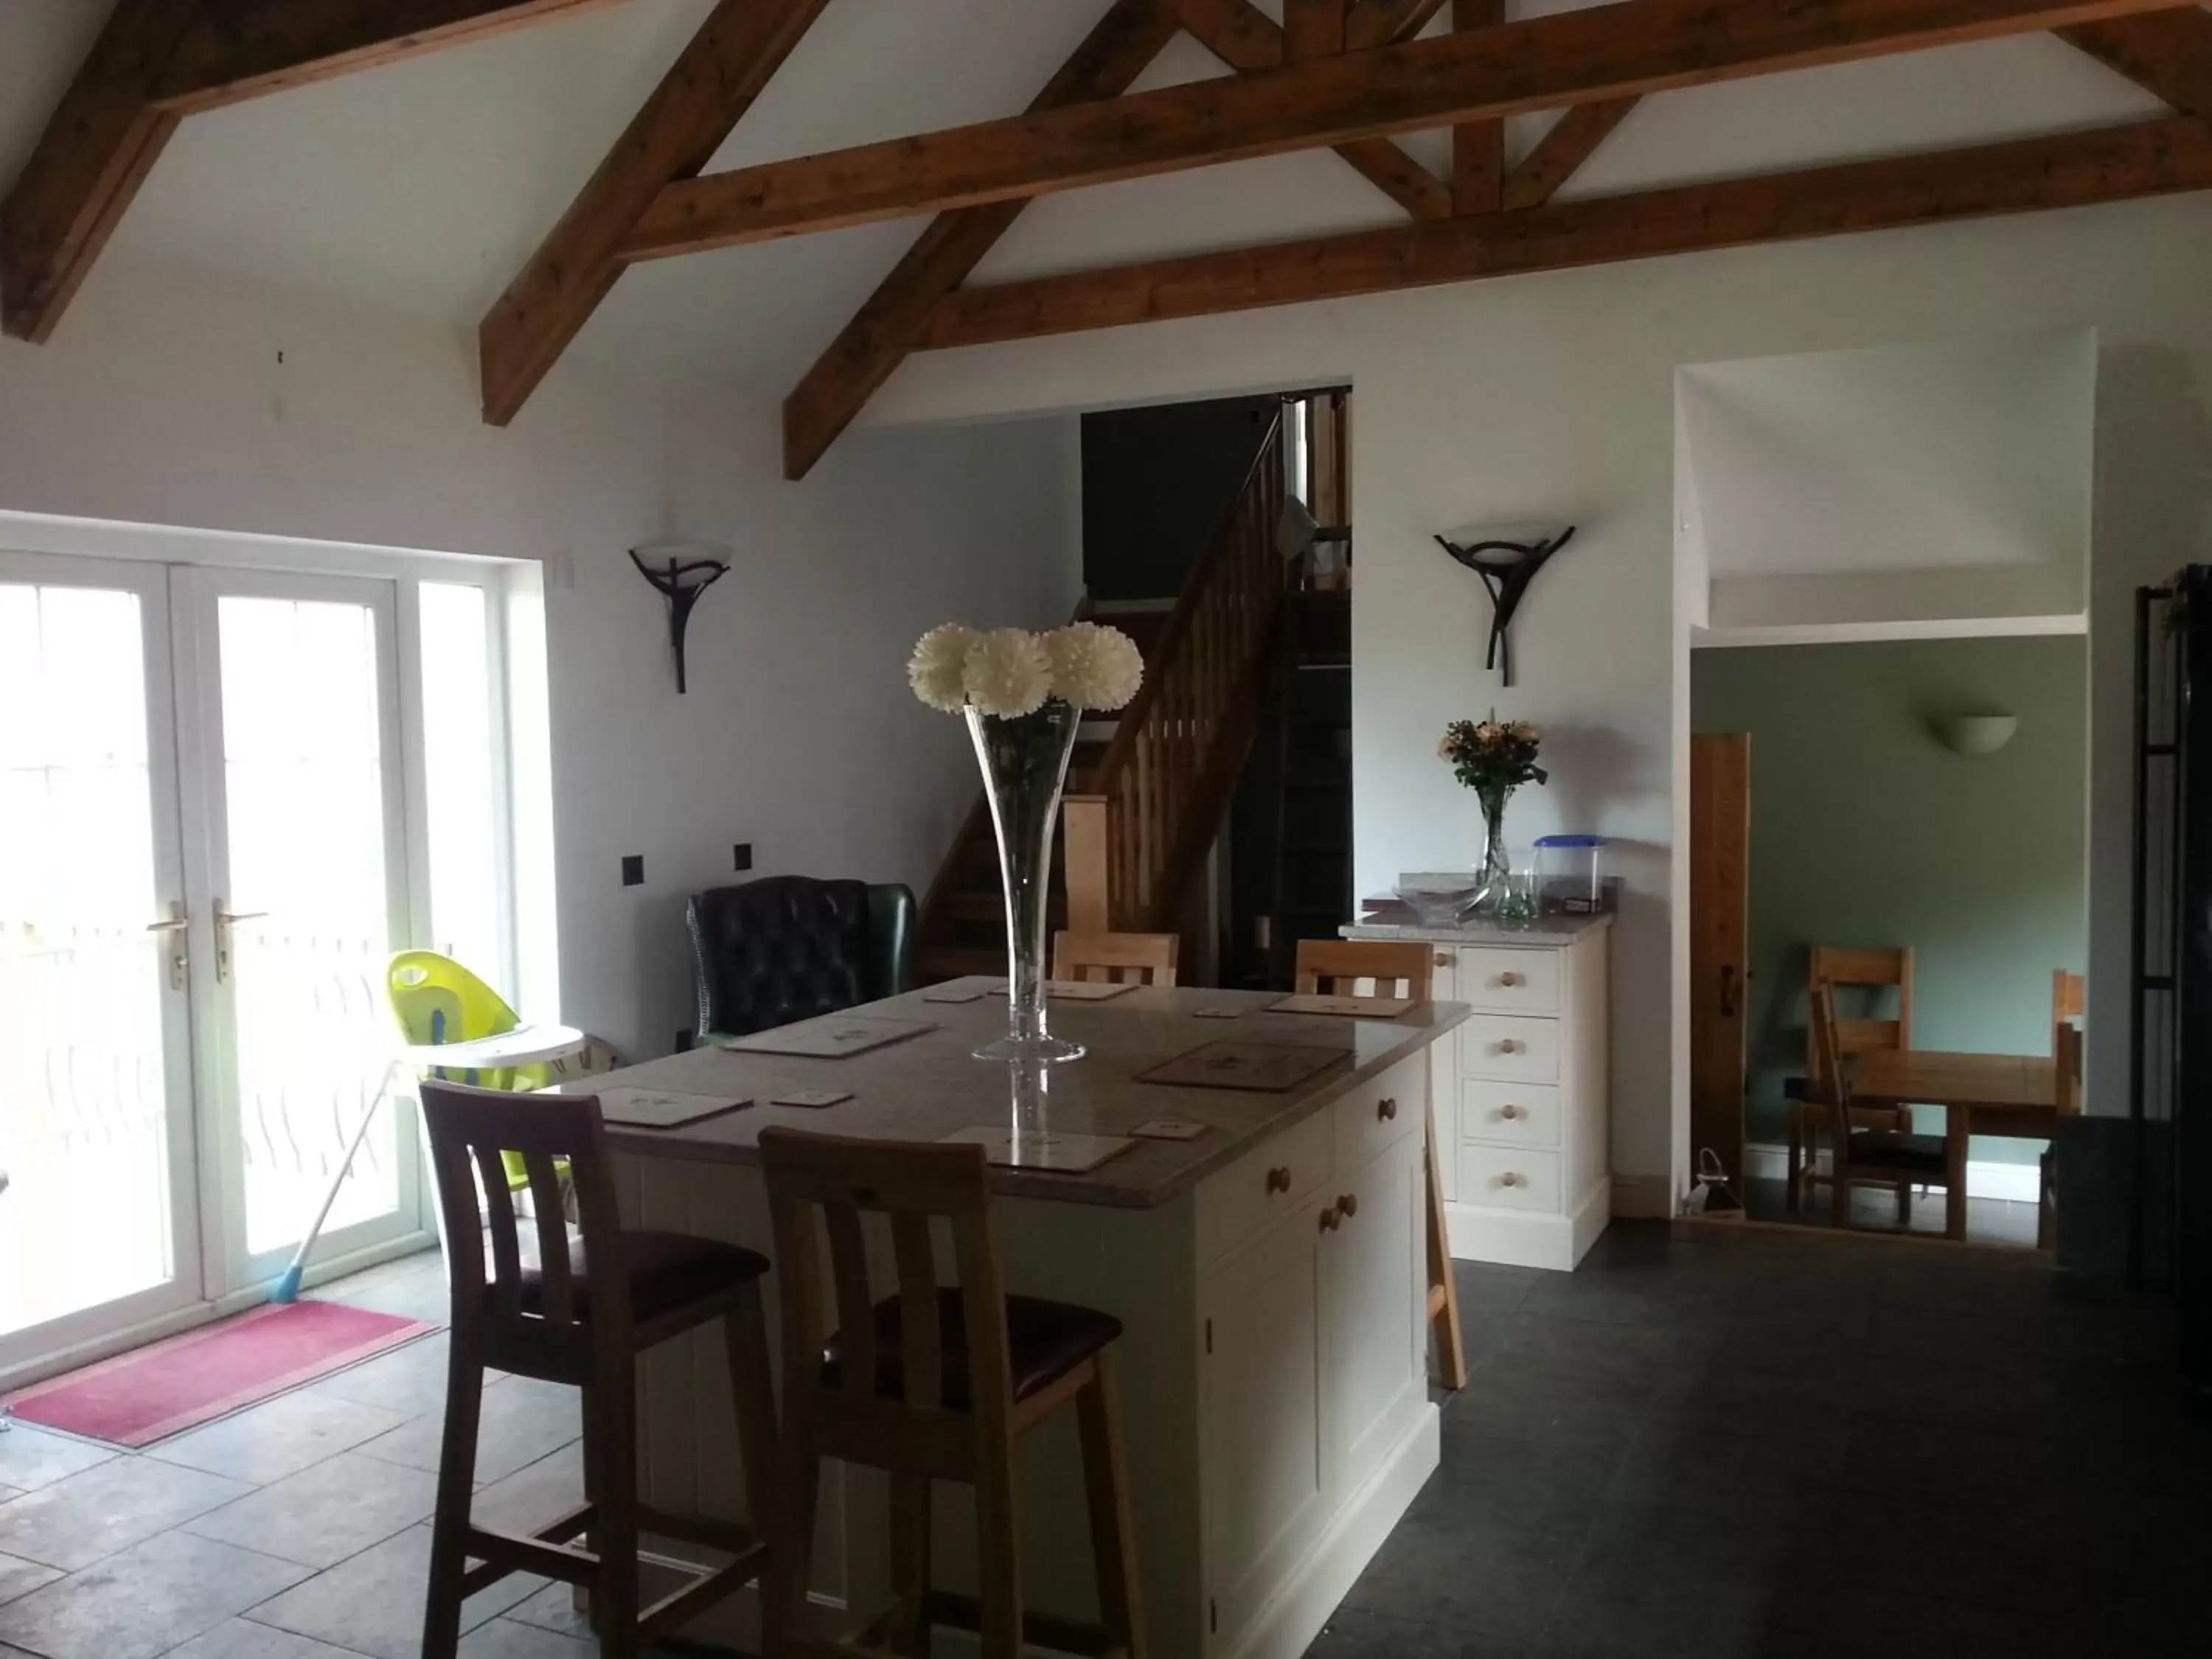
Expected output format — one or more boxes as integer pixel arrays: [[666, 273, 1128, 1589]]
[[629, 543, 730, 695], [1434, 521, 1577, 688]]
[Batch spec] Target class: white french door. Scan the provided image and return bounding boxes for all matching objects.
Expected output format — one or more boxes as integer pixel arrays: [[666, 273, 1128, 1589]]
[[0, 554, 201, 1374], [0, 555, 428, 1378], [173, 568, 422, 1294]]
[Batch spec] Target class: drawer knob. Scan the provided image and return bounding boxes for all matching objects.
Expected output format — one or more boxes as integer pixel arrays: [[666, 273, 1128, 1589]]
[[1498, 1171, 1524, 1189], [1500, 1103, 1524, 1121], [1433, 950, 1452, 968], [1497, 1038, 1523, 1055], [1376, 1096, 1398, 1122], [1338, 1192, 1359, 1220], [1319, 1204, 1343, 1234], [1265, 1165, 1293, 1196], [1499, 971, 1524, 987]]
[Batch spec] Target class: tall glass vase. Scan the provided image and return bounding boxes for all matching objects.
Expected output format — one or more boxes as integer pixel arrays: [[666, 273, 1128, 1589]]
[[1475, 785, 1514, 913], [966, 700, 1085, 1063]]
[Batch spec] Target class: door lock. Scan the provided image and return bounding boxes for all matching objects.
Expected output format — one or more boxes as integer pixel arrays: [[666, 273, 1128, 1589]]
[[214, 902, 269, 984], [146, 902, 189, 990]]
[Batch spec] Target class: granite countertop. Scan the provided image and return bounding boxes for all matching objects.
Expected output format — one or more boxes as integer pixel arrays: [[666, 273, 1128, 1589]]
[[559, 980, 1468, 1209], [1342, 912, 1613, 947]]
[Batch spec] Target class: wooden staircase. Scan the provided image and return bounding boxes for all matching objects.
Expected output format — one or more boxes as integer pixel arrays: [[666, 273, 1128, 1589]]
[[914, 411, 1291, 983]]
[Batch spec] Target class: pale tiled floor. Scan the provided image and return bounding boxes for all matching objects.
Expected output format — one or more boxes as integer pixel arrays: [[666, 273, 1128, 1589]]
[[0, 1250, 594, 1659]]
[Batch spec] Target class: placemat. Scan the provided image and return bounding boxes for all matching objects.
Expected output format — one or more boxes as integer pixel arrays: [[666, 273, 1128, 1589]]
[[599, 1088, 748, 1129], [1268, 993, 1416, 1019], [1137, 1039, 1353, 1092], [940, 1127, 1137, 1172], [722, 1014, 938, 1059]]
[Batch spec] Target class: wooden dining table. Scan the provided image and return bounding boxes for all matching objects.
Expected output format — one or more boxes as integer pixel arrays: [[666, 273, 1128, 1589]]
[[1847, 1048, 2060, 1239]]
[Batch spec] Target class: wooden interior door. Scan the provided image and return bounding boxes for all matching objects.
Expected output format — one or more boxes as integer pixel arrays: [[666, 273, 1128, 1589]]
[[1690, 733, 1751, 1187]]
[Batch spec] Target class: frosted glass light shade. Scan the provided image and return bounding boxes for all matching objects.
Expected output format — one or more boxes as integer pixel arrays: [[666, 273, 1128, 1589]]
[[1935, 713, 2018, 756]]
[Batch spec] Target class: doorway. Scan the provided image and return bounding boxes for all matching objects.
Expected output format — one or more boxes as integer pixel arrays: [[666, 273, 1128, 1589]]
[[1687, 635, 2089, 1246], [0, 543, 508, 1380]]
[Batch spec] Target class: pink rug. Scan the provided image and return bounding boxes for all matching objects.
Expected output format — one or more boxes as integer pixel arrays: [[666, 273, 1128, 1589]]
[[1, 1300, 435, 1447]]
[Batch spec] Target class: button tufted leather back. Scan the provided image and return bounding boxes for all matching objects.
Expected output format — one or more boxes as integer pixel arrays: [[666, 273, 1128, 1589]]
[[687, 875, 917, 1040]]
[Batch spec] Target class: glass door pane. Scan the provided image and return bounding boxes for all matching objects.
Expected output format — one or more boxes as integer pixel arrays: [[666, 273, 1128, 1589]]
[[0, 555, 199, 1375], [178, 570, 421, 1290]]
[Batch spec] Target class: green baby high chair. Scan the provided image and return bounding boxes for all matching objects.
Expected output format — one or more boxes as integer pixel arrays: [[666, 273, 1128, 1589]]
[[385, 950, 552, 1190]]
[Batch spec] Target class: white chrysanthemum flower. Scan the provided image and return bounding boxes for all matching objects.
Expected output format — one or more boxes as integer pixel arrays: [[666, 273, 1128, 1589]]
[[963, 627, 1052, 719], [1042, 622, 1144, 711], [908, 623, 979, 713]]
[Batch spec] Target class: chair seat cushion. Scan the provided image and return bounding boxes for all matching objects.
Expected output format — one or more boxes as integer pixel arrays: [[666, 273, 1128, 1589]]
[[1846, 1130, 1949, 1172], [821, 1289, 1121, 1410], [518, 1230, 769, 1326]]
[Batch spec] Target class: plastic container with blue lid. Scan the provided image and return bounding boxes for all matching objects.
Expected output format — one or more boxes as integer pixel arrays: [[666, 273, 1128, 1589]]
[[1534, 835, 1610, 916]]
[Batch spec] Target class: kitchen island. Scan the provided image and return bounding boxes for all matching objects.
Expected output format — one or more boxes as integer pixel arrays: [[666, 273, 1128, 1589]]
[[571, 979, 1468, 1659]]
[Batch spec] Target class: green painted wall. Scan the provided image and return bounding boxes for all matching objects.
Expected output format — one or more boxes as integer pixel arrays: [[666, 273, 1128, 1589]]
[[1691, 635, 2087, 1164]]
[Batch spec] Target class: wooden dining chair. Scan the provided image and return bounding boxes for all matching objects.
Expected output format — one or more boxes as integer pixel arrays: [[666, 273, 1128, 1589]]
[[1791, 945, 1916, 1209], [1290, 939, 1463, 1389], [1808, 981, 1951, 1231], [1052, 930, 1178, 987], [1293, 938, 1433, 1001], [416, 1081, 781, 1659], [758, 1128, 1144, 1659], [2042, 973, 2087, 1250]]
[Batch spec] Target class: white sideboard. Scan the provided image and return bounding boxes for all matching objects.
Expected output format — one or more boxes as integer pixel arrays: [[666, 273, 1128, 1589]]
[[1346, 916, 1611, 1270]]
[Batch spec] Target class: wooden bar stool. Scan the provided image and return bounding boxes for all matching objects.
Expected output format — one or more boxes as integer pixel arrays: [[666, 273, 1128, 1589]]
[[417, 1080, 781, 1659], [1292, 938, 1465, 1389], [758, 1127, 1145, 1659], [1051, 930, 1178, 987]]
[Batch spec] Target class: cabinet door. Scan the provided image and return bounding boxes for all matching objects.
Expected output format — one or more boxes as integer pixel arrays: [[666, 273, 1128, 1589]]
[[1200, 1198, 1332, 1649], [1428, 949, 1458, 1200], [1326, 1135, 1426, 1497]]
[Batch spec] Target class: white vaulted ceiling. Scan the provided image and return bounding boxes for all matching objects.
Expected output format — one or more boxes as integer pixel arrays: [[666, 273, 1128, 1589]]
[[0, 0, 2187, 405]]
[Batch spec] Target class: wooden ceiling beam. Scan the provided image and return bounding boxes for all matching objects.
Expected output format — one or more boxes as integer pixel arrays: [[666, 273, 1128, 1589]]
[[479, 0, 831, 427], [619, 0, 2184, 260], [1500, 97, 1640, 211], [779, 0, 1177, 480], [1284, 0, 1349, 60], [1, 0, 639, 344], [1451, 0, 1504, 215], [152, 0, 624, 114], [1172, 0, 1448, 219], [915, 117, 2212, 351], [2059, 10, 2212, 117], [1, 0, 201, 343], [1346, 0, 1450, 51]]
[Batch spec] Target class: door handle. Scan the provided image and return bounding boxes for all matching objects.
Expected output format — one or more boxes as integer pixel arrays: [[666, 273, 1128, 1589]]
[[146, 902, 189, 990], [214, 902, 268, 984], [1719, 964, 1739, 1019]]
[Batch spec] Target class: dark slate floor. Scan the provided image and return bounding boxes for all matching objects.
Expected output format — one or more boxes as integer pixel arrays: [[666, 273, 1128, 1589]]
[[1302, 1222, 2211, 1659]]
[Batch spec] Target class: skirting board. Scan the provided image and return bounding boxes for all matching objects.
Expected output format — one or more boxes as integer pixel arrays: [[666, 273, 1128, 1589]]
[[1446, 1178, 1610, 1271], [1744, 1141, 2042, 1204]]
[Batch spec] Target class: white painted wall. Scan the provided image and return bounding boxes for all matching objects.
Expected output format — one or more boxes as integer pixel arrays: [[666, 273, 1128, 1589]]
[[872, 193, 2212, 1189], [0, 256, 1082, 1061]]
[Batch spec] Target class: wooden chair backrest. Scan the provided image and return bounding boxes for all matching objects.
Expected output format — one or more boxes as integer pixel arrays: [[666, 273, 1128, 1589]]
[[1293, 939, 1433, 1002], [2055, 1019, 2084, 1115], [1806, 945, 1915, 1089], [419, 1079, 625, 1370], [2052, 968, 2085, 1060], [757, 1128, 1008, 1423], [1052, 930, 1178, 987], [1807, 979, 1856, 1152]]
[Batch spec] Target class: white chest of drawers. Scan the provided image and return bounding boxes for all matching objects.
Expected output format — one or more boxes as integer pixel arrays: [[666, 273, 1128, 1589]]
[[1344, 917, 1611, 1271]]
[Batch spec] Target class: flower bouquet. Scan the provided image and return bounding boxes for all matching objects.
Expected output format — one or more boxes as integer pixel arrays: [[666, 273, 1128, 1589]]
[[1439, 714, 1548, 911], [911, 622, 1144, 1061]]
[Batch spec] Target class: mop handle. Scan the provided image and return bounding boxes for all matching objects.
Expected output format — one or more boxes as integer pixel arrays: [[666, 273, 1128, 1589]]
[[271, 1056, 405, 1300]]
